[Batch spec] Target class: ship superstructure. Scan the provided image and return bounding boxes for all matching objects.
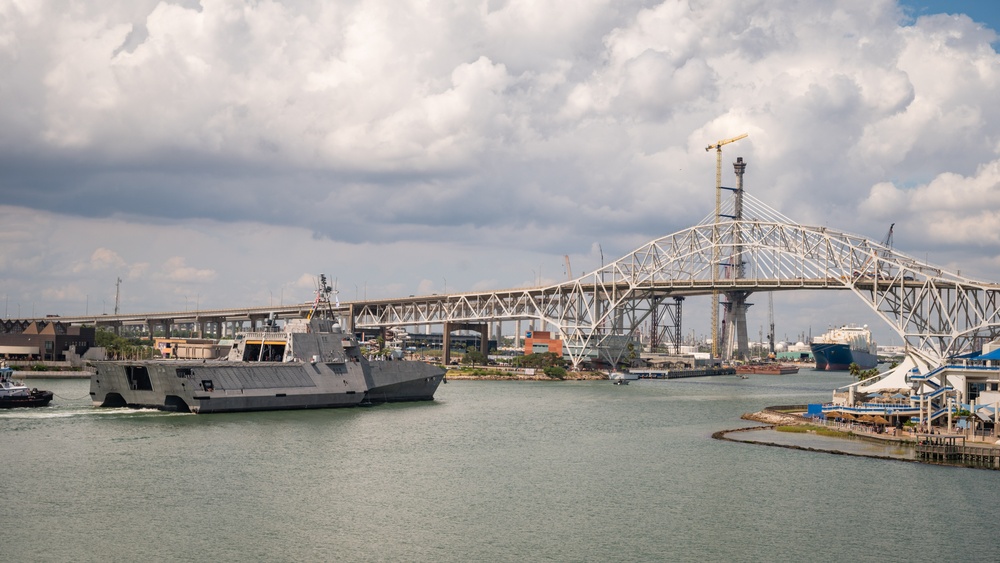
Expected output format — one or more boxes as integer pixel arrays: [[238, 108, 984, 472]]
[[811, 324, 878, 371]]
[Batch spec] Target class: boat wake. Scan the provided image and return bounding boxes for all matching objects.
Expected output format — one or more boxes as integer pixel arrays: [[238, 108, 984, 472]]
[[0, 407, 192, 420]]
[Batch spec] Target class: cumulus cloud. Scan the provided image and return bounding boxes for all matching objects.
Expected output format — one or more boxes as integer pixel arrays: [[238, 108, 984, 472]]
[[1, 0, 1000, 345], [161, 256, 217, 283], [861, 158, 1000, 248]]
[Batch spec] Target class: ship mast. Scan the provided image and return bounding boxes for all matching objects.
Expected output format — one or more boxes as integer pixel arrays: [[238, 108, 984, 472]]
[[307, 274, 337, 320]]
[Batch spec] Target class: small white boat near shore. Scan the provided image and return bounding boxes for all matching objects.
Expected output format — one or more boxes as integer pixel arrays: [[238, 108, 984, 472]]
[[609, 371, 638, 384]]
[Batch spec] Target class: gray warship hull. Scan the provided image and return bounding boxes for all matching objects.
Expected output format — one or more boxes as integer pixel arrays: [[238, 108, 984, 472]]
[[90, 359, 443, 414], [90, 298, 444, 414]]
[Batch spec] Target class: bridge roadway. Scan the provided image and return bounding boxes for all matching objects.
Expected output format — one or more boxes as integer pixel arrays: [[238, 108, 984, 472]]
[[26, 276, 927, 334], [14, 210, 1000, 366]]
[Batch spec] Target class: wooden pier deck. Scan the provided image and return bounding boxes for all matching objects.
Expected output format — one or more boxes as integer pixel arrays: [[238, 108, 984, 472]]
[[914, 434, 1000, 469]]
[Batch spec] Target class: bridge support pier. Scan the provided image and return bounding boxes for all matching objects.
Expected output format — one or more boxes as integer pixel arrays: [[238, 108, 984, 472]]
[[443, 322, 489, 366], [722, 291, 751, 361]]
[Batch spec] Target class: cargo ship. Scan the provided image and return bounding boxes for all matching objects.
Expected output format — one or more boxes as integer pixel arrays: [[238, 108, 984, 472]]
[[810, 324, 878, 371], [90, 275, 444, 414]]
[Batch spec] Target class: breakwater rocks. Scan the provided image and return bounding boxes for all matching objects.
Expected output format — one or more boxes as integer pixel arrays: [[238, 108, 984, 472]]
[[716, 407, 991, 469], [740, 407, 809, 426]]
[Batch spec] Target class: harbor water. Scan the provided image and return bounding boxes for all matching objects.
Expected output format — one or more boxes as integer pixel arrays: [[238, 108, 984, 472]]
[[5, 370, 999, 562]]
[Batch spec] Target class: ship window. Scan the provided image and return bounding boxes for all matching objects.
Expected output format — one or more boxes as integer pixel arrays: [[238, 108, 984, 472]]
[[243, 342, 261, 361], [261, 343, 285, 361], [176, 368, 193, 377], [125, 366, 153, 391], [201, 380, 214, 392], [243, 342, 285, 361]]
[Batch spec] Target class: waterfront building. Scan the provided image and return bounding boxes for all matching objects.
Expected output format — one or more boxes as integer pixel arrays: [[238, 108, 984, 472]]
[[0, 319, 95, 362], [827, 339, 1000, 434]]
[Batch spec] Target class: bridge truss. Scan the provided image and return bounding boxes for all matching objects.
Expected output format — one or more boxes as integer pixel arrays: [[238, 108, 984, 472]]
[[354, 195, 1000, 368]]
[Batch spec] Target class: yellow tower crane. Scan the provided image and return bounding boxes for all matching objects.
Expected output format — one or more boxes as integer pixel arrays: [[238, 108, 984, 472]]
[[705, 132, 748, 359]]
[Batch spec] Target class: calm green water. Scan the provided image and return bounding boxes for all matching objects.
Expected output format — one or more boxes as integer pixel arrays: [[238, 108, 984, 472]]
[[5, 371, 998, 562]]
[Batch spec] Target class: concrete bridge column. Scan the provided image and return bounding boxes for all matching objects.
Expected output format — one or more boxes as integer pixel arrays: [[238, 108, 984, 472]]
[[443, 323, 453, 366], [723, 291, 751, 361]]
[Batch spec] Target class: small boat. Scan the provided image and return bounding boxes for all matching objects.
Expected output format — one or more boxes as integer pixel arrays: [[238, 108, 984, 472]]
[[0, 363, 54, 408], [609, 371, 637, 384]]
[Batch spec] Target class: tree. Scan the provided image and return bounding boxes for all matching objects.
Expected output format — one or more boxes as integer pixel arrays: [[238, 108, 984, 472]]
[[95, 327, 158, 360], [543, 365, 567, 379], [515, 352, 564, 369], [463, 347, 487, 367]]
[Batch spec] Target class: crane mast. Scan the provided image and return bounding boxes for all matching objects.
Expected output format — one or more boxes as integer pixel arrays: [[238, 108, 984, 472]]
[[705, 133, 748, 359], [768, 292, 775, 358]]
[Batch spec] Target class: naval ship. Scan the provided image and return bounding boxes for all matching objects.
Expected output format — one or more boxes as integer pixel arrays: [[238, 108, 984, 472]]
[[90, 276, 444, 414]]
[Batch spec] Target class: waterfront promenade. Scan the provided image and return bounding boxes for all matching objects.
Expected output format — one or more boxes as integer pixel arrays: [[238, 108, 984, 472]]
[[733, 406, 1000, 470]]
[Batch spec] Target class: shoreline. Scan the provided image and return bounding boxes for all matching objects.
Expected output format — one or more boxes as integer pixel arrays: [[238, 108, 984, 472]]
[[721, 407, 1000, 471], [445, 370, 606, 381], [14, 371, 93, 379]]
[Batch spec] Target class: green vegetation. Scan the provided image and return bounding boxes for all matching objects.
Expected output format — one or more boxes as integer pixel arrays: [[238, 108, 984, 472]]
[[462, 347, 488, 367], [458, 367, 514, 377], [96, 327, 159, 360], [776, 424, 853, 438], [512, 352, 564, 369], [849, 362, 880, 381], [543, 366, 567, 380]]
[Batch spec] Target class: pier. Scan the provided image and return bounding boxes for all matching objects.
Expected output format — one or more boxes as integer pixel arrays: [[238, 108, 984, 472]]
[[915, 434, 1000, 468], [629, 367, 736, 379]]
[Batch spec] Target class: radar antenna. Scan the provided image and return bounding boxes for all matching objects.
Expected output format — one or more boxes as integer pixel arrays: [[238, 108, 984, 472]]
[[307, 274, 337, 320]]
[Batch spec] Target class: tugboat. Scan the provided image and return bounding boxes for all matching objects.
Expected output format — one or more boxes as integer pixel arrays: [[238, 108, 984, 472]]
[[0, 363, 54, 408]]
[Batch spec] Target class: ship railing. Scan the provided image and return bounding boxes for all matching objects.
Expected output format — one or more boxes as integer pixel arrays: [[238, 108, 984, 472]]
[[239, 331, 291, 341]]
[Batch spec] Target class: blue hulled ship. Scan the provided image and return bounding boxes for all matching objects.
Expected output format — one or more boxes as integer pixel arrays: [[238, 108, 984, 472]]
[[810, 325, 878, 371]]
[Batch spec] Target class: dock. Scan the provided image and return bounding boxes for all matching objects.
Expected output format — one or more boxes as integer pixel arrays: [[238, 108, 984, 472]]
[[629, 367, 736, 379], [914, 434, 1000, 469]]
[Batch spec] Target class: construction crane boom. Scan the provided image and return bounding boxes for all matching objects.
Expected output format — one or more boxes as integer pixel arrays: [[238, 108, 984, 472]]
[[704, 133, 749, 152], [705, 132, 748, 359]]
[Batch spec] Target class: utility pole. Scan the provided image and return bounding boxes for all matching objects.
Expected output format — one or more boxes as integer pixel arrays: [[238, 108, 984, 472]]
[[705, 133, 748, 359]]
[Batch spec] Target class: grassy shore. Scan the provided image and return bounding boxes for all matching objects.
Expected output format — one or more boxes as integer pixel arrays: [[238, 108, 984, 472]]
[[775, 424, 854, 438], [445, 368, 607, 381]]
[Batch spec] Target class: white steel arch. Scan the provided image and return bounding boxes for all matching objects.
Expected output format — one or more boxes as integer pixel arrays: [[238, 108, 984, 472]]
[[353, 195, 1000, 368]]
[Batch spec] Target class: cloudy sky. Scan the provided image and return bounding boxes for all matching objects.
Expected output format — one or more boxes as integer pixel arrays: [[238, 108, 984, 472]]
[[2, 0, 999, 346]]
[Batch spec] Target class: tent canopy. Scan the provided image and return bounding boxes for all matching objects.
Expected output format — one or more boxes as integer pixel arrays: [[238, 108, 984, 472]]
[[973, 348, 1000, 361]]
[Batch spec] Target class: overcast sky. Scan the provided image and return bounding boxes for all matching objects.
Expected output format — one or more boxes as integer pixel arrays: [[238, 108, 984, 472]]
[[2, 0, 999, 346]]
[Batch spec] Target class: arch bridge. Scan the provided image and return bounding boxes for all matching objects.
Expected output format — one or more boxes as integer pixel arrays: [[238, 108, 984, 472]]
[[353, 195, 1000, 368]]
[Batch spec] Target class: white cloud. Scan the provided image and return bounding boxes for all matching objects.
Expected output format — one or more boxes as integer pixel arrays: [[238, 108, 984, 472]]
[[1, 0, 999, 345]]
